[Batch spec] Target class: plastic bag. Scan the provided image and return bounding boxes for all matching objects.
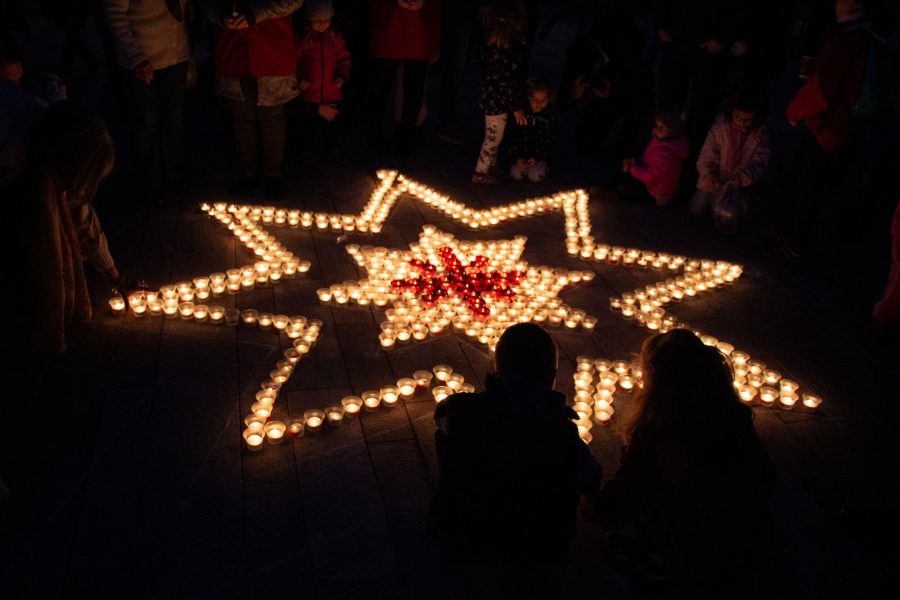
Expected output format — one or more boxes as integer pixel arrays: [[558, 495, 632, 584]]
[[712, 182, 744, 235]]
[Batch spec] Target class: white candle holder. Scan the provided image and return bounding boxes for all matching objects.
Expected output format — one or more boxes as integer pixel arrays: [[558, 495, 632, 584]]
[[342, 396, 363, 415], [286, 417, 305, 438], [264, 420, 287, 444], [243, 428, 265, 451], [304, 409, 325, 431], [325, 405, 345, 427], [380, 386, 400, 407]]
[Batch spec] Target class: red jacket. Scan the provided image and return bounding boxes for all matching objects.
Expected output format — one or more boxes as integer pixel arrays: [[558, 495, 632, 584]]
[[296, 29, 351, 104], [214, 16, 296, 78], [631, 135, 691, 200], [786, 20, 869, 153], [370, 0, 440, 60]]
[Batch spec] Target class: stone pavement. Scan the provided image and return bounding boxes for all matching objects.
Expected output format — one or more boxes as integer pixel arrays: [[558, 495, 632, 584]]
[[3, 5, 900, 599]]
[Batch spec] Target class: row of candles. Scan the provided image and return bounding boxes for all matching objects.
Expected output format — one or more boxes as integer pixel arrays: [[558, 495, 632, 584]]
[[213, 170, 596, 253], [242, 363, 475, 450], [317, 227, 598, 352]]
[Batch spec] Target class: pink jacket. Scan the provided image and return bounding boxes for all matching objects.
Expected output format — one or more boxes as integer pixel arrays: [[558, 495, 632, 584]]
[[696, 117, 770, 193], [296, 29, 351, 105], [631, 135, 690, 201]]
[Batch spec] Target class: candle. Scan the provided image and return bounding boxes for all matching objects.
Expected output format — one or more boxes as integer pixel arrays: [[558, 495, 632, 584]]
[[759, 387, 778, 406], [738, 385, 757, 403], [209, 305, 225, 323], [731, 351, 750, 366], [802, 393, 822, 410], [251, 402, 272, 420], [325, 405, 345, 426], [178, 302, 194, 319], [317, 288, 333, 302], [342, 396, 363, 414], [244, 414, 266, 429], [380, 386, 400, 406], [414, 370, 434, 387], [265, 420, 287, 444], [109, 296, 126, 315], [258, 313, 273, 329], [286, 417, 305, 437], [763, 370, 782, 385], [433, 364, 453, 382], [780, 379, 799, 394], [595, 409, 612, 424], [447, 373, 464, 392], [574, 402, 592, 420], [779, 392, 798, 410], [243, 428, 264, 451], [193, 304, 209, 322], [273, 315, 289, 330], [304, 409, 325, 431], [225, 308, 240, 326], [459, 383, 475, 394], [241, 309, 258, 326], [579, 431, 593, 444], [362, 390, 381, 410], [397, 378, 416, 398], [379, 332, 396, 349], [432, 386, 452, 403], [163, 299, 178, 318]]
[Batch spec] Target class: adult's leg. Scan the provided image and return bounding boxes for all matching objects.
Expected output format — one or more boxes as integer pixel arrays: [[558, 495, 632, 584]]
[[257, 101, 287, 178], [229, 78, 260, 178], [155, 61, 188, 187], [474, 112, 508, 174], [129, 68, 161, 192], [786, 133, 831, 254]]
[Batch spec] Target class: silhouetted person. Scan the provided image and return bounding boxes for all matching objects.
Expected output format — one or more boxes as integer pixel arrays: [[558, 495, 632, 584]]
[[430, 323, 601, 562], [583, 330, 775, 590]]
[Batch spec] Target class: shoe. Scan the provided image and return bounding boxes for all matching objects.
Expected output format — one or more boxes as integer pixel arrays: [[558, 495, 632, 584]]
[[439, 122, 470, 146], [263, 177, 284, 200], [472, 171, 502, 185], [229, 175, 258, 197]]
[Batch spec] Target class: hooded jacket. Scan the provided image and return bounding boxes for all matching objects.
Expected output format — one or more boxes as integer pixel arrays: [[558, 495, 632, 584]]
[[295, 28, 351, 104], [631, 134, 690, 200], [696, 116, 770, 192]]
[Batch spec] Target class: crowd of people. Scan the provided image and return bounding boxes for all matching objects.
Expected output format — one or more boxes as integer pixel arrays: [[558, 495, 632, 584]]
[[1, 0, 899, 590]]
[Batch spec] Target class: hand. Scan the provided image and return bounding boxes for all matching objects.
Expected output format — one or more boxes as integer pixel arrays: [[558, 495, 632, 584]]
[[525, 158, 536, 167], [398, 0, 424, 10], [700, 39, 724, 55], [513, 109, 527, 126], [333, 77, 344, 88], [134, 60, 154, 85], [299, 80, 310, 91], [657, 28, 672, 43], [570, 75, 589, 101], [318, 104, 339, 121], [514, 158, 528, 171], [622, 158, 635, 173], [224, 13, 249, 29]]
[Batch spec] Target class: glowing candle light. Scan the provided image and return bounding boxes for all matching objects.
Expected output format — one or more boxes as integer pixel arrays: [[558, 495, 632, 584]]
[[286, 417, 305, 437], [342, 396, 363, 414], [251, 402, 272, 420], [304, 409, 325, 431], [398, 378, 416, 398], [325, 405, 345, 427], [264, 420, 286, 444], [109, 296, 126, 314], [380, 386, 400, 406], [433, 365, 453, 382], [802, 393, 822, 410], [432, 386, 452, 403], [243, 428, 264, 451], [362, 390, 381, 410]]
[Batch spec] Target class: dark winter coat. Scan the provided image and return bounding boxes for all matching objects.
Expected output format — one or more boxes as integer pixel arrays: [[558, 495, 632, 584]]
[[479, 37, 527, 116], [504, 107, 557, 162]]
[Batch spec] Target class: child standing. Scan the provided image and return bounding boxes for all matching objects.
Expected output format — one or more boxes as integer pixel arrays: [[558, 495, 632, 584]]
[[690, 91, 770, 233], [619, 108, 689, 205], [505, 77, 556, 182], [293, 0, 351, 158], [472, 0, 527, 185]]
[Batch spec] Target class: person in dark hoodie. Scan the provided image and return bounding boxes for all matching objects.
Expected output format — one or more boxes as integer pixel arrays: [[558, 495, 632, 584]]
[[505, 77, 557, 182], [430, 323, 601, 561]]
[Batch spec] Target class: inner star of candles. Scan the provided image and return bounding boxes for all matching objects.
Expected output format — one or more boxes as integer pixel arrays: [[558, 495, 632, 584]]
[[391, 247, 525, 319]]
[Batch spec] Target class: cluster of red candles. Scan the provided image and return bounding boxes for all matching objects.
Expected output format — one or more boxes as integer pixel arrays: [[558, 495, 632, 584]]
[[391, 247, 525, 319]]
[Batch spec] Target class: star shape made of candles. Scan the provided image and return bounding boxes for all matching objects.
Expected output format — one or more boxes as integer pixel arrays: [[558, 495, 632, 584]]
[[320, 225, 598, 352]]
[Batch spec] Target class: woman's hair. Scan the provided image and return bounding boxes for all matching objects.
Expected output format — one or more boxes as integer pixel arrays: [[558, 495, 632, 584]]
[[27, 101, 114, 205], [525, 76, 551, 100], [726, 88, 768, 130], [626, 330, 755, 467], [654, 107, 686, 136], [485, 0, 527, 48]]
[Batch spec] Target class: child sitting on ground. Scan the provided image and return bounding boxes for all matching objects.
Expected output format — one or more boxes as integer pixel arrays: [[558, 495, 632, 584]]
[[472, 0, 528, 185], [505, 77, 557, 182], [292, 0, 351, 158], [619, 108, 689, 205], [690, 90, 771, 233]]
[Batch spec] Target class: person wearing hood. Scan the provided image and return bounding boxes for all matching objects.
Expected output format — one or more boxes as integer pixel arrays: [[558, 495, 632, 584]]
[[430, 323, 601, 561]]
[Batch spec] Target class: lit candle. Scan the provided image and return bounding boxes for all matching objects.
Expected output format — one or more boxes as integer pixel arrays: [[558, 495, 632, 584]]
[[779, 392, 798, 410], [573, 402, 592, 419], [193, 304, 209, 322], [738, 385, 757, 403], [759, 387, 777, 406], [433, 364, 453, 382], [779, 379, 799, 394], [414, 371, 434, 390], [325, 405, 345, 426], [244, 414, 266, 429], [342, 396, 363, 414], [802, 393, 822, 410], [304, 409, 325, 431], [380, 386, 400, 407], [317, 288, 333, 302], [595, 409, 612, 424], [178, 302, 194, 319], [163, 299, 178, 318], [459, 383, 475, 393], [265, 420, 287, 444], [447, 373, 464, 392], [432, 386, 452, 403], [579, 431, 593, 444], [243, 428, 264, 451], [241, 309, 258, 326], [273, 315, 290, 330], [379, 332, 396, 349], [258, 313, 274, 329], [362, 390, 381, 410], [109, 296, 126, 315], [285, 417, 304, 437], [251, 402, 272, 420], [209, 305, 225, 323], [397, 378, 416, 398], [763, 370, 782, 385]]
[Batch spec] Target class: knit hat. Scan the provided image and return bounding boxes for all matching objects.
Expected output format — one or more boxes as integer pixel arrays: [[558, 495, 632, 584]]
[[305, 0, 334, 20]]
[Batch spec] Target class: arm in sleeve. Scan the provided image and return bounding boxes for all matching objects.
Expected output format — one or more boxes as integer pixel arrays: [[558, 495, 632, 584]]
[[334, 32, 352, 82], [738, 129, 771, 187], [629, 146, 664, 187], [74, 203, 116, 272], [249, 0, 303, 23], [104, 0, 147, 68]]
